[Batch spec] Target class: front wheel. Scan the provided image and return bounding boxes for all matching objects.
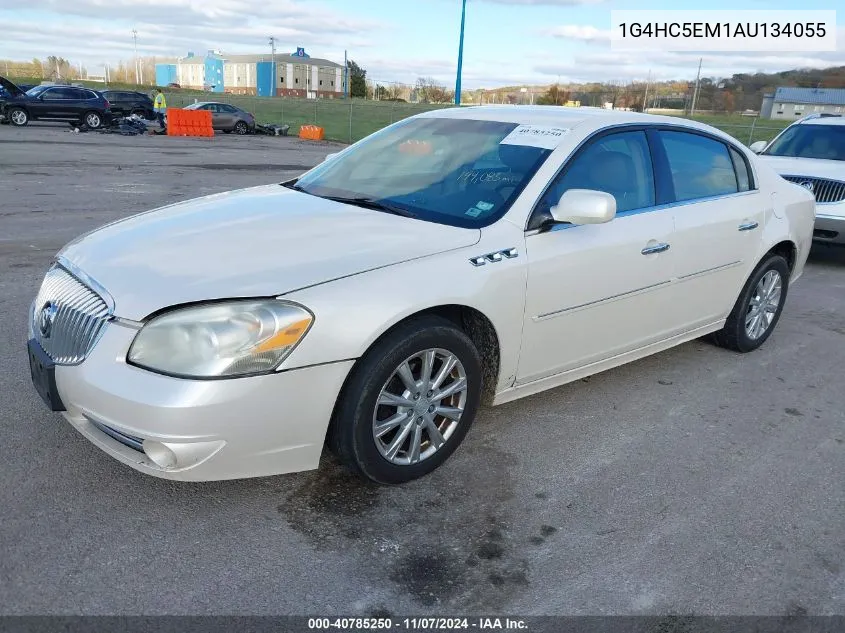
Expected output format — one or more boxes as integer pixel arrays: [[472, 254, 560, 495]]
[[8, 107, 28, 126], [233, 121, 249, 135], [328, 316, 482, 484], [712, 254, 790, 352]]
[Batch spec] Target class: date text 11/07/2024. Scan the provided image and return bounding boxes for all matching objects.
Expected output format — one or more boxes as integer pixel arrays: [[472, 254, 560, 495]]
[[307, 617, 529, 630]]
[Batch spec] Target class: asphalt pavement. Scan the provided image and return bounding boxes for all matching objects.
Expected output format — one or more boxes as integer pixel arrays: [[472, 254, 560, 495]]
[[1, 123, 844, 616]]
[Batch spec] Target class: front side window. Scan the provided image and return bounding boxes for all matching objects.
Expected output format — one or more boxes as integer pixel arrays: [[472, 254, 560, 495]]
[[659, 130, 738, 201], [763, 124, 845, 161], [292, 117, 552, 228], [535, 130, 655, 221]]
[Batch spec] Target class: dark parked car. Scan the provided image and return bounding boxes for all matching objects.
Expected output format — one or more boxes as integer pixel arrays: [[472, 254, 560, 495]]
[[2, 84, 112, 129], [184, 101, 256, 134], [101, 90, 154, 119]]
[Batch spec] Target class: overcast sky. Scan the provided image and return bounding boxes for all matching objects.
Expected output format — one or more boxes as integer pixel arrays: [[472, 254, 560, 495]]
[[0, 0, 843, 88]]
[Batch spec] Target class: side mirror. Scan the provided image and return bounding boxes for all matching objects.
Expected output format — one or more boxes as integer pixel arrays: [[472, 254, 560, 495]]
[[550, 189, 616, 225], [323, 152, 339, 162], [749, 140, 768, 154]]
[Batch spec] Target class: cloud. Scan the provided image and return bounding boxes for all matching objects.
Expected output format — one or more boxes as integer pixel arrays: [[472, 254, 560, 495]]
[[542, 25, 611, 42]]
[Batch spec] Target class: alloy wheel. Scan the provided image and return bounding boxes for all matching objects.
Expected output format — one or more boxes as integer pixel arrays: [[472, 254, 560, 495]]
[[372, 348, 468, 466], [745, 270, 782, 340]]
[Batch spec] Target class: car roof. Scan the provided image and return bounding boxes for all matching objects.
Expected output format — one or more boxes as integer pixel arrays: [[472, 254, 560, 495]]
[[793, 115, 845, 126], [416, 105, 740, 142]]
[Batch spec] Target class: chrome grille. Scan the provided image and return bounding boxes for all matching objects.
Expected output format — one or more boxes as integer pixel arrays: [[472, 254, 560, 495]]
[[782, 175, 845, 204], [30, 264, 112, 365]]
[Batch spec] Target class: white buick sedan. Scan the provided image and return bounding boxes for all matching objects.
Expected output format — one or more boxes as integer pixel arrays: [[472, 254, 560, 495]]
[[27, 106, 815, 484]]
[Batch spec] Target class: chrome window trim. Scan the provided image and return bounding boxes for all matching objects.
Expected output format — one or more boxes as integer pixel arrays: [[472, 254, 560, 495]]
[[523, 121, 759, 233], [524, 189, 760, 237]]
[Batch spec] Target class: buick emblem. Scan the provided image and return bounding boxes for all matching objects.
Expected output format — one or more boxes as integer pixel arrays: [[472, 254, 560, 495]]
[[38, 302, 57, 339], [798, 180, 815, 193]]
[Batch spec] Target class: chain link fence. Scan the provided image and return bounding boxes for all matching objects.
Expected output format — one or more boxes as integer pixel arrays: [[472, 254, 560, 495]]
[[164, 93, 790, 147], [166, 94, 450, 144]]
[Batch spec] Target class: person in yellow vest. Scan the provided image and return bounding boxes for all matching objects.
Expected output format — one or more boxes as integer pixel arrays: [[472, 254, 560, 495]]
[[153, 89, 167, 130]]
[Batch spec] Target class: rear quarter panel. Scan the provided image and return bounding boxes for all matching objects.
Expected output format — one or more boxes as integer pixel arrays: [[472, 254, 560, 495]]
[[753, 156, 815, 282]]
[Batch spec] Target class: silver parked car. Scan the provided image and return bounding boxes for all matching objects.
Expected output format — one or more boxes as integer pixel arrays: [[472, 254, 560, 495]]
[[184, 101, 255, 135]]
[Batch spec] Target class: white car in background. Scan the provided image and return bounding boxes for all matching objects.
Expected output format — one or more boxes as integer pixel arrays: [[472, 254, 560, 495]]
[[750, 113, 845, 246], [27, 106, 815, 485]]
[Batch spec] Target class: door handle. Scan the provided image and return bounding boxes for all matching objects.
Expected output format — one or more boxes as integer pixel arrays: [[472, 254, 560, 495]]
[[738, 221, 759, 231], [641, 242, 670, 255]]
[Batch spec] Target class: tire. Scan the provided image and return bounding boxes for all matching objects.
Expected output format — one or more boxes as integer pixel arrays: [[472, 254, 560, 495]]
[[711, 254, 790, 353], [8, 107, 28, 126], [328, 315, 483, 485], [84, 111, 103, 129], [234, 121, 249, 135]]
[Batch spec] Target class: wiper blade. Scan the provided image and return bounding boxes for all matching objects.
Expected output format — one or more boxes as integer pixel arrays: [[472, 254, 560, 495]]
[[322, 196, 417, 218]]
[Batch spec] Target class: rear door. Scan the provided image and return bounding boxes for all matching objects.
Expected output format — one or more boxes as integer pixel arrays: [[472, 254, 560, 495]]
[[70, 88, 98, 120], [217, 104, 239, 129], [653, 128, 766, 329]]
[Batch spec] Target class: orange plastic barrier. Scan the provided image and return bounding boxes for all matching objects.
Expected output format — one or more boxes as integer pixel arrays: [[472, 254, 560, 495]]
[[298, 125, 325, 140], [166, 108, 214, 137]]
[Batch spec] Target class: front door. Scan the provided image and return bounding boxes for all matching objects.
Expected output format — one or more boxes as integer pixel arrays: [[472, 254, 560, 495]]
[[34, 87, 75, 119], [517, 129, 678, 384]]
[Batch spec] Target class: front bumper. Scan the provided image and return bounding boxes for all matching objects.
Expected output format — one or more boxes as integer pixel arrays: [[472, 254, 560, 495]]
[[51, 322, 354, 481], [814, 212, 845, 246]]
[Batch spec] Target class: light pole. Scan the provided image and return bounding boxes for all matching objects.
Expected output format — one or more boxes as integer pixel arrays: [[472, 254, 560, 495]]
[[269, 36, 277, 95], [132, 29, 139, 84], [455, 0, 467, 105]]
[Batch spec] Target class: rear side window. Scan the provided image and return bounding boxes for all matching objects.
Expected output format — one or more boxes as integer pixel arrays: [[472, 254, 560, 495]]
[[43, 88, 75, 100], [729, 147, 752, 192], [537, 130, 655, 215], [659, 130, 738, 201]]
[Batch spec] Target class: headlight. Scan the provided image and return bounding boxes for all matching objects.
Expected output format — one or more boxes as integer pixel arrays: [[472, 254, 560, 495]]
[[127, 300, 313, 378]]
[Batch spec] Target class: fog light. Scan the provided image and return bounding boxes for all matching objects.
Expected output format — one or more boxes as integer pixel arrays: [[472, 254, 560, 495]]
[[143, 440, 178, 469]]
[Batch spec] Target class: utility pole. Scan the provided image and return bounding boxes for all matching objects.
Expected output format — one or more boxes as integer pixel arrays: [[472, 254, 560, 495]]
[[690, 58, 702, 116], [643, 70, 651, 113], [269, 36, 277, 96], [132, 29, 139, 84], [455, 0, 467, 105], [344, 49, 348, 99]]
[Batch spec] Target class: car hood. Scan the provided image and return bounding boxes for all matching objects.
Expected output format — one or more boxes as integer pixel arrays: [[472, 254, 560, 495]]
[[758, 155, 845, 180], [58, 185, 481, 320], [0, 76, 25, 96]]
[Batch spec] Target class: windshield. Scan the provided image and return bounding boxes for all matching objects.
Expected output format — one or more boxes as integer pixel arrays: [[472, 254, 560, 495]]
[[25, 85, 50, 97], [764, 124, 845, 161], [292, 117, 553, 228]]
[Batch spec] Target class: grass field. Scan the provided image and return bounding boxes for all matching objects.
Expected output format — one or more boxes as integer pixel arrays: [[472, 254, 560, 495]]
[[166, 94, 790, 147], [7, 76, 791, 146]]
